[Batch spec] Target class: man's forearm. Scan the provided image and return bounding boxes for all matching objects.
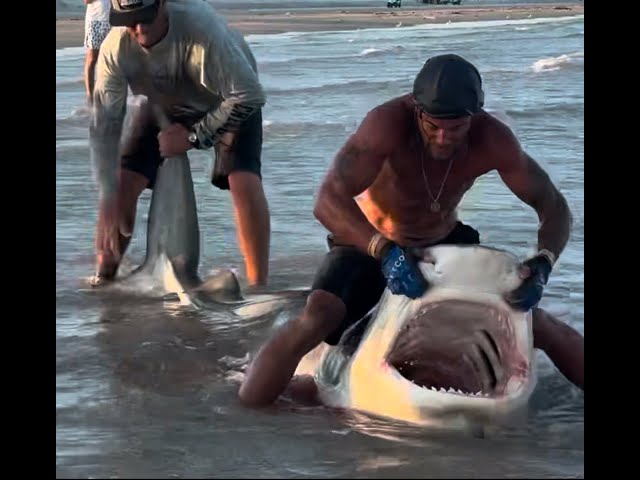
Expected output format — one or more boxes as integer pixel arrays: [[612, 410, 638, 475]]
[[313, 181, 379, 254], [89, 46, 128, 202], [193, 97, 264, 149], [90, 138, 119, 201], [89, 115, 123, 202], [538, 191, 573, 261]]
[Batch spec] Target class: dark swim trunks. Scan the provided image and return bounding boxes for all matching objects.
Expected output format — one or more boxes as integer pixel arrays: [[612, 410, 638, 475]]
[[120, 108, 263, 190], [312, 221, 481, 346]]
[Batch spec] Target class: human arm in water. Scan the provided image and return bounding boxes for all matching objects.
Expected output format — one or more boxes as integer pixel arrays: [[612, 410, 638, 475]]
[[89, 40, 128, 260]]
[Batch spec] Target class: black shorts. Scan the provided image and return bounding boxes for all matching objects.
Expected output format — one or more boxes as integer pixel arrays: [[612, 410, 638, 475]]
[[313, 221, 481, 346], [120, 108, 263, 190]]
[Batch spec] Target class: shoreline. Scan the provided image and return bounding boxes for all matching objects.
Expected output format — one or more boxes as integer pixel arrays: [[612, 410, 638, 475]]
[[56, 3, 583, 49]]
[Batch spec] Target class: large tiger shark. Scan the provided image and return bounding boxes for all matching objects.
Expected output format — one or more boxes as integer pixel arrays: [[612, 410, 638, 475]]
[[95, 103, 537, 429]]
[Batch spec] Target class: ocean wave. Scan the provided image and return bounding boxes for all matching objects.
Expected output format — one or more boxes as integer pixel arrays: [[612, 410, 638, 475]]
[[245, 14, 583, 43], [358, 45, 405, 57], [57, 106, 91, 127], [266, 78, 401, 96], [257, 44, 406, 68], [504, 102, 584, 119], [532, 51, 583, 72], [264, 119, 348, 129], [57, 78, 84, 89], [263, 120, 350, 137], [264, 60, 548, 94], [56, 46, 85, 59]]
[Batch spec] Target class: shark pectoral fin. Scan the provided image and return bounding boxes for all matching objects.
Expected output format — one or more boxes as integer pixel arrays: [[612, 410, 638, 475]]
[[192, 269, 244, 303], [161, 292, 181, 302]]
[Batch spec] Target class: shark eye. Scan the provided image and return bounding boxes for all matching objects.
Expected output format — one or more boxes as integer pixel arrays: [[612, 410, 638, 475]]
[[420, 251, 436, 265]]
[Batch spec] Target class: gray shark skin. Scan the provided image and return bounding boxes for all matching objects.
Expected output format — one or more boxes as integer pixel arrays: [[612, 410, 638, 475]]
[[96, 148, 244, 307], [95, 102, 307, 312], [132, 151, 247, 307]]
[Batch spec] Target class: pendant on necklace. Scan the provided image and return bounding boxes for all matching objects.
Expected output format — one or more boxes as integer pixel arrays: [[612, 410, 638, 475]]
[[430, 201, 440, 213]]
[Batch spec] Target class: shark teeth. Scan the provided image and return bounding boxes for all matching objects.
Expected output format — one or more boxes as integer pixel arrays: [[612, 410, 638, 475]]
[[416, 384, 491, 397], [406, 379, 492, 397]]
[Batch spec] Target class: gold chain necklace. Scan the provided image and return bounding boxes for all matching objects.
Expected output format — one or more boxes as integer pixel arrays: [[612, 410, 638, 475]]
[[418, 137, 455, 213]]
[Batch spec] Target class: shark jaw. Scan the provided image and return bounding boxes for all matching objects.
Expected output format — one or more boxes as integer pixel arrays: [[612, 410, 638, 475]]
[[385, 296, 533, 408], [388, 298, 531, 400], [303, 245, 538, 429], [319, 290, 537, 429]]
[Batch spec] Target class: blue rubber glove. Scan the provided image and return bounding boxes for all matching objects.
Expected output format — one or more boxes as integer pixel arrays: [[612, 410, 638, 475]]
[[505, 254, 553, 311], [381, 244, 429, 299]]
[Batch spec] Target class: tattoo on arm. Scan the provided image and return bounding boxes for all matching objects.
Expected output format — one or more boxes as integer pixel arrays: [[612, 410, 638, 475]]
[[335, 144, 363, 192], [501, 152, 573, 259], [332, 141, 382, 197], [521, 154, 554, 210], [313, 137, 384, 251]]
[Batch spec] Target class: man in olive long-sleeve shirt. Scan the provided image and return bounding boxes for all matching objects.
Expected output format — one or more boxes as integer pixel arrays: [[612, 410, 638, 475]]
[[89, 0, 270, 287]]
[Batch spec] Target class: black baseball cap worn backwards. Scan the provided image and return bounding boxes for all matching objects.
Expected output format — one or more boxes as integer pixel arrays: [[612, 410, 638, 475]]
[[413, 54, 485, 119], [109, 0, 161, 27]]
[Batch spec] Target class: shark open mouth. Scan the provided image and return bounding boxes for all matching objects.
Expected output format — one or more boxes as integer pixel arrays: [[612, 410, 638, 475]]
[[386, 300, 530, 399]]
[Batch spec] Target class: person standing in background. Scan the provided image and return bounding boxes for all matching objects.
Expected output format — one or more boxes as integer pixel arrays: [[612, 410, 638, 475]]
[[84, 0, 112, 104], [89, 0, 271, 288]]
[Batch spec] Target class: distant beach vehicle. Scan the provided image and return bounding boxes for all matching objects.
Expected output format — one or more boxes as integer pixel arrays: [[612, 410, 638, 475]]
[[418, 0, 463, 6]]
